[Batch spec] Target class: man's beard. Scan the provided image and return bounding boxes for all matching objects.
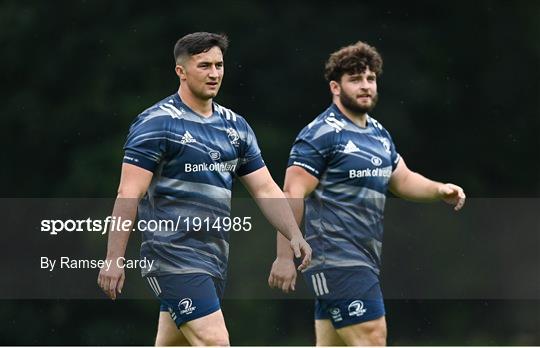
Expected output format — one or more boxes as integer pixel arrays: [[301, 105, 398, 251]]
[[340, 90, 378, 114]]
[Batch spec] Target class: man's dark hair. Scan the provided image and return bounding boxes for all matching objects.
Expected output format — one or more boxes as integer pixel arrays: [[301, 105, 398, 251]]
[[324, 41, 383, 82], [174, 32, 229, 64]]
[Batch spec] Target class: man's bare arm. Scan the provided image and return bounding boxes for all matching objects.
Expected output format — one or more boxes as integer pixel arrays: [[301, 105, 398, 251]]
[[240, 166, 312, 270], [97, 163, 153, 299], [389, 158, 466, 211], [269, 166, 319, 292]]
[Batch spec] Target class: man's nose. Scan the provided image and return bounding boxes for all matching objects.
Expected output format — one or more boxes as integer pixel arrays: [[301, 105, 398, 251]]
[[208, 66, 219, 78], [359, 78, 369, 89]]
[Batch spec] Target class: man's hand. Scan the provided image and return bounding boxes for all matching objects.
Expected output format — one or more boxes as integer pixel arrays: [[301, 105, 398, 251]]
[[290, 235, 312, 271], [438, 183, 466, 211], [97, 259, 125, 300], [268, 257, 298, 293]]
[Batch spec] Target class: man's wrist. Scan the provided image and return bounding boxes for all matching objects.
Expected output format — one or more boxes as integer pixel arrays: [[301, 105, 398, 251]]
[[289, 228, 304, 240], [276, 255, 295, 262], [106, 253, 124, 260], [435, 182, 446, 199]]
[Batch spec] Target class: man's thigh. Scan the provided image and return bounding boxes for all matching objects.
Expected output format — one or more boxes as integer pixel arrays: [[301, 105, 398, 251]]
[[336, 316, 387, 346], [315, 319, 345, 346], [146, 273, 228, 345], [155, 311, 190, 346], [305, 267, 387, 345], [155, 309, 229, 346], [145, 273, 225, 325], [303, 267, 386, 326], [179, 309, 229, 346]]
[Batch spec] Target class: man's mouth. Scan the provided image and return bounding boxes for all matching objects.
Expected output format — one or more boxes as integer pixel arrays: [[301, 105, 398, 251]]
[[358, 94, 371, 100]]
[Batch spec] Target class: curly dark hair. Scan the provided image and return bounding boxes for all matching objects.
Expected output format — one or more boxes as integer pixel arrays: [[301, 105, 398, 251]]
[[324, 41, 383, 82], [174, 32, 229, 64]]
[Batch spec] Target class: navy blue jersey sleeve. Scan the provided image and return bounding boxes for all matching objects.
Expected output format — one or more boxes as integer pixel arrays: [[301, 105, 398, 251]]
[[236, 121, 265, 177], [287, 126, 333, 179], [123, 116, 173, 172], [287, 140, 326, 179], [383, 129, 400, 171]]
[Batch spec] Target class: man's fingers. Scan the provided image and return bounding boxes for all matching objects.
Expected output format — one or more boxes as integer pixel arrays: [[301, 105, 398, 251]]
[[281, 280, 290, 293], [108, 278, 118, 300], [450, 186, 466, 211], [297, 254, 310, 271], [304, 244, 312, 263], [108, 283, 116, 300], [292, 242, 301, 258], [102, 278, 111, 297], [288, 274, 297, 292], [268, 274, 278, 288], [268, 259, 299, 292], [440, 184, 467, 211], [455, 195, 466, 211], [117, 273, 125, 294], [98, 274, 108, 294], [297, 244, 312, 270]]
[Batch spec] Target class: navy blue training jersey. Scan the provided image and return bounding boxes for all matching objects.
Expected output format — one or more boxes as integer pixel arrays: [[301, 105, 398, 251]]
[[123, 93, 265, 279], [288, 104, 400, 274]]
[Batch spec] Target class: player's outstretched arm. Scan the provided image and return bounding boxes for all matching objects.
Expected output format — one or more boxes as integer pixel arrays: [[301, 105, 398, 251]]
[[389, 157, 466, 211], [240, 166, 312, 271], [269, 166, 319, 292], [97, 163, 153, 300]]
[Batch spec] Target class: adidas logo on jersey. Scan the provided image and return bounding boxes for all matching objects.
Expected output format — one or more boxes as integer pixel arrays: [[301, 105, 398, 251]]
[[180, 131, 197, 144], [343, 140, 360, 153]]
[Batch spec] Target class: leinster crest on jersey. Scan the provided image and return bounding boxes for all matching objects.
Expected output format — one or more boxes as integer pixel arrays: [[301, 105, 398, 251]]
[[377, 137, 391, 154], [227, 128, 240, 147]]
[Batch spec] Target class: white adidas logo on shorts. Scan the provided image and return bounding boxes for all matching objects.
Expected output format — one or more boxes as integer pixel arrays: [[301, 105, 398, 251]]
[[311, 272, 330, 296]]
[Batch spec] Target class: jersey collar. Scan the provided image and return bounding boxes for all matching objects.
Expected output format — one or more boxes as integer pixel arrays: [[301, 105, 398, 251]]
[[172, 92, 218, 121], [329, 103, 372, 130]]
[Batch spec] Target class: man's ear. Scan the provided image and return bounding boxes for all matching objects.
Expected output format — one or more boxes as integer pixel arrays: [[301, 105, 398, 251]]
[[175, 64, 187, 80], [329, 80, 340, 97]]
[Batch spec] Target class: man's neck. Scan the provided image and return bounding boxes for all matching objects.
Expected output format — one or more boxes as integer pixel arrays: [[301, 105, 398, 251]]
[[334, 99, 368, 128], [178, 87, 213, 117]]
